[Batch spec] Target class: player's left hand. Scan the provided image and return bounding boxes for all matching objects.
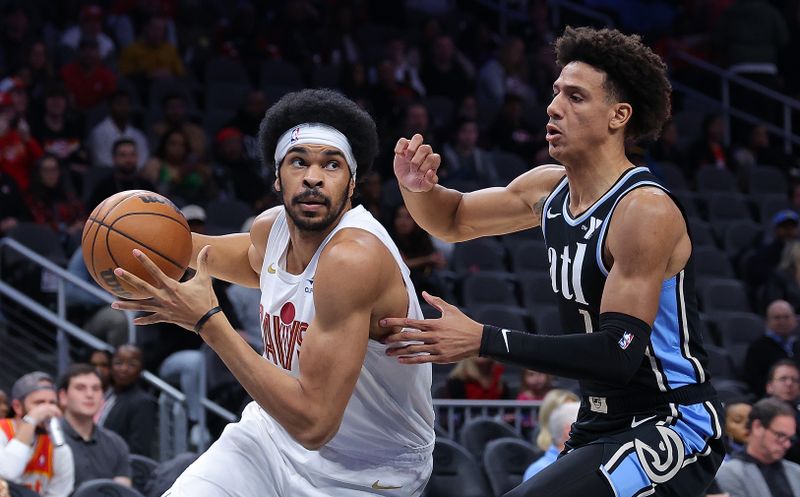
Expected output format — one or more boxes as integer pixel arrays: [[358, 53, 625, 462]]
[[380, 292, 483, 364], [111, 245, 219, 331]]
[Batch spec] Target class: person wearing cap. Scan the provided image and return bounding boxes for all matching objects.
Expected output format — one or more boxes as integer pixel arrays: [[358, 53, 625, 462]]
[[0, 372, 74, 497], [748, 209, 800, 291], [60, 4, 116, 61], [59, 35, 117, 111]]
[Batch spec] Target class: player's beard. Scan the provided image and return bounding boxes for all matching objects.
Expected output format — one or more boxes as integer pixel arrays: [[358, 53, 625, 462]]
[[282, 181, 351, 232]]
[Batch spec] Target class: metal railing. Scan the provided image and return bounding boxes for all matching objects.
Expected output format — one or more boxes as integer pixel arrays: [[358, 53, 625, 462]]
[[0, 237, 237, 459], [669, 51, 800, 153], [473, 0, 614, 36], [433, 398, 542, 441]]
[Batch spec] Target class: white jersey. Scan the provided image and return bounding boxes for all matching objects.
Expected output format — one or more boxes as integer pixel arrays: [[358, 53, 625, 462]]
[[257, 205, 435, 464]]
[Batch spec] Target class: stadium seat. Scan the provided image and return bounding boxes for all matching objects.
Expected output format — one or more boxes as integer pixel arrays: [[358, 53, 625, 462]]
[[129, 454, 158, 494], [483, 438, 543, 497], [72, 479, 145, 497], [205, 82, 250, 111], [490, 149, 531, 184], [473, 304, 530, 331], [451, 238, 508, 274], [425, 438, 492, 497], [696, 166, 738, 193], [704, 344, 737, 380], [755, 194, 790, 224], [530, 305, 562, 335], [459, 416, 520, 463], [706, 193, 754, 225], [672, 191, 701, 219], [205, 199, 254, 232], [687, 218, 716, 248], [6, 222, 67, 265], [721, 221, 762, 259], [461, 272, 518, 308], [706, 311, 764, 374], [653, 162, 688, 191], [692, 247, 735, 279], [204, 57, 250, 85], [520, 272, 558, 309], [259, 60, 304, 88], [700, 279, 751, 313], [747, 165, 787, 195], [510, 240, 550, 273]]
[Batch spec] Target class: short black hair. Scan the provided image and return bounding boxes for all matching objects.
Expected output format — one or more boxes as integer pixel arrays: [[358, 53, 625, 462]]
[[58, 363, 101, 391], [555, 26, 671, 142], [112, 137, 136, 156], [258, 89, 379, 175], [747, 397, 796, 430], [767, 359, 799, 382]]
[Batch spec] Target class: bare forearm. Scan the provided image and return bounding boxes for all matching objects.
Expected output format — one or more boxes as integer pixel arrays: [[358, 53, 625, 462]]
[[190, 233, 258, 287], [200, 313, 332, 448], [400, 185, 466, 242]]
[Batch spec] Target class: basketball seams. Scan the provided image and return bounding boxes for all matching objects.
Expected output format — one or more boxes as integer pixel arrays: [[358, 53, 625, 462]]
[[87, 191, 140, 283], [103, 212, 189, 271]]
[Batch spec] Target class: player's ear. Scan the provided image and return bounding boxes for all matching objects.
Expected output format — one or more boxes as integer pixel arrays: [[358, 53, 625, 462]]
[[348, 177, 355, 198], [609, 102, 632, 131], [274, 176, 281, 192]]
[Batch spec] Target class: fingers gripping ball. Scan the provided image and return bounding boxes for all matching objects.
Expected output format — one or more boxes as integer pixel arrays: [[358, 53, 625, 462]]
[[81, 190, 192, 299]]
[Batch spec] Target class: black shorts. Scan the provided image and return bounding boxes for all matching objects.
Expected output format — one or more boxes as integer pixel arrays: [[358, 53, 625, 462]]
[[504, 400, 725, 497]]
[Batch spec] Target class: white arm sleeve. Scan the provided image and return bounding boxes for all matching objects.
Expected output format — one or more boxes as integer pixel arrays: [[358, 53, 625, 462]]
[[43, 445, 74, 497], [0, 436, 33, 480]]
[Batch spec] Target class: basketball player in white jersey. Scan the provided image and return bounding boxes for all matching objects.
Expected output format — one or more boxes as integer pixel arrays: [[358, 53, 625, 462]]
[[110, 89, 435, 496]]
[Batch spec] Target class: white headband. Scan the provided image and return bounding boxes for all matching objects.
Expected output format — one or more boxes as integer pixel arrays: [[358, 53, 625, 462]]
[[274, 123, 357, 179]]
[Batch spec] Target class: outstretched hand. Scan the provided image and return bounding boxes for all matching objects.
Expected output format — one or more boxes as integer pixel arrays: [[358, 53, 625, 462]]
[[380, 292, 483, 364], [393, 134, 441, 193], [111, 245, 219, 331]]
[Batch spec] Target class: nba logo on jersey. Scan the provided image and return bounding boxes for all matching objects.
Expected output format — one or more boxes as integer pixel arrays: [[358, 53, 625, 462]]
[[618, 331, 634, 350], [259, 302, 309, 370]]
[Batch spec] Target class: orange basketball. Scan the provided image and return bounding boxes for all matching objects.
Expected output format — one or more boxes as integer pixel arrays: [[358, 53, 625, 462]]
[[81, 190, 193, 299]]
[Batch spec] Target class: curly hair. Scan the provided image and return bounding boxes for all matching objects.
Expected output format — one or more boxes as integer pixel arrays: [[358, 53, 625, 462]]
[[258, 89, 379, 175], [555, 26, 671, 142]]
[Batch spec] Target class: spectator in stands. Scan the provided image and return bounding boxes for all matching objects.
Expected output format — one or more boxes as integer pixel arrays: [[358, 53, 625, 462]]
[[0, 92, 42, 192], [210, 127, 273, 212], [60, 5, 116, 61], [59, 36, 117, 111], [181, 204, 206, 233], [143, 128, 215, 206], [150, 93, 206, 160], [488, 94, 540, 162], [648, 119, 686, 168], [523, 401, 580, 481], [390, 204, 447, 299], [0, 169, 32, 236], [58, 364, 132, 489], [534, 389, 580, 453], [765, 359, 800, 463], [87, 90, 149, 169], [440, 357, 510, 400], [355, 171, 388, 226], [225, 89, 267, 165], [477, 36, 534, 120], [86, 138, 155, 211], [764, 240, 800, 311], [516, 369, 553, 401], [383, 36, 426, 98], [725, 401, 752, 458], [24, 154, 84, 251], [118, 15, 185, 83], [88, 350, 113, 394], [733, 123, 791, 175], [687, 113, 733, 177], [0, 4, 35, 77], [0, 371, 74, 497], [440, 118, 499, 188], [19, 41, 54, 105], [744, 300, 799, 396], [98, 345, 157, 457], [0, 390, 8, 418], [749, 210, 799, 290], [420, 34, 474, 103], [717, 398, 800, 497], [29, 83, 89, 195]]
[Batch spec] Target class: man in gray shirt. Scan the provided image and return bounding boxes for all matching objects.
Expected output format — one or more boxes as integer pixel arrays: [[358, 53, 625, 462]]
[[57, 364, 132, 488]]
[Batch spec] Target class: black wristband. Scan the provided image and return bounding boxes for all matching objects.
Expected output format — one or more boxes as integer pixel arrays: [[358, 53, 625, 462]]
[[480, 324, 501, 357], [194, 306, 222, 334]]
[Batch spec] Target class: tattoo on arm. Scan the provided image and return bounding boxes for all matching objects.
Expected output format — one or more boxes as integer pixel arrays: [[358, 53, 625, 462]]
[[533, 196, 547, 223]]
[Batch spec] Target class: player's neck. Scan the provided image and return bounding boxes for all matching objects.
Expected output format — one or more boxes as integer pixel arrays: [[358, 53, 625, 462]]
[[562, 144, 633, 214], [285, 207, 350, 274]]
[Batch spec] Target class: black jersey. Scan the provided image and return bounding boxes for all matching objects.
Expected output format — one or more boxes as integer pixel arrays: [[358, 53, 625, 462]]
[[540, 167, 711, 402]]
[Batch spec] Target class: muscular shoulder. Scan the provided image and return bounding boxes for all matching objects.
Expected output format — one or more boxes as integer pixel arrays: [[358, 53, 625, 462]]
[[250, 206, 283, 249], [315, 229, 391, 304], [508, 164, 565, 219], [611, 187, 684, 242]]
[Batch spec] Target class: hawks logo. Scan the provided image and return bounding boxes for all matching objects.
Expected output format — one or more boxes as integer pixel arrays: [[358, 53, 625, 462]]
[[634, 425, 685, 484], [259, 302, 309, 370]]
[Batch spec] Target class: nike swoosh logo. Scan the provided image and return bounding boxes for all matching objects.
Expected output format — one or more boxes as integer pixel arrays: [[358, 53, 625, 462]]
[[500, 328, 510, 353], [267, 263, 276, 274], [546, 208, 561, 219], [631, 414, 657, 428], [372, 480, 402, 490]]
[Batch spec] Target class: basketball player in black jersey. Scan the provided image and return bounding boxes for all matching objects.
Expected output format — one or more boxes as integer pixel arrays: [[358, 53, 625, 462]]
[[382, 27, 724, 497]]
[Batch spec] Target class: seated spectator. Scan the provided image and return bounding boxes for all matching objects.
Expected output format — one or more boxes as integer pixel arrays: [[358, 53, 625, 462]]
[[765, 359, 800, 463], [389, 204, 447, 299], [0, 372, 74, 497], [97, 345, 157, 457], [355, 171, 389, 226], [57, 364, 131, 489], [733, 123, 791, 175], [24, 154, 84, 251], [647, 119, 686, 167], [60, 5, 116, 61], [516, 369, 553, 401], [211, 127, 274, 212], [523, 401, 579, 481], [686, 113, 733, 178], [0, 390, 7, 418], [440, 118, 499, 188], [420, 34, 474, 103], [717, 398, 800, 497], [59, 36, 117, 111], [488, 94, 540, 162], [0, 169, 32, 236], [19, 41, 55, 105], [477, 37, 534, 120], [86, 138, 155, 211], [441, 357, 510, 400], [150, 93, 206, 160], [744, 300, 799, 396], [534, 389, 580, 452], [225, 89, 267, 165], [725, 401, 752, 458], [764, 239, 800, 311], [143, 128, 214, 205], [748, 210, 799, 290], [88, 350, 113, 394], [0, 92, 42, 192], [87, 90, 149, 169], [118, 16, 184, 83]]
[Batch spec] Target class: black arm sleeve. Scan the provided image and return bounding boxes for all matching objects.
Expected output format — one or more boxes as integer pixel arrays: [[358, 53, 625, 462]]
[[479, 312, 651, 385]]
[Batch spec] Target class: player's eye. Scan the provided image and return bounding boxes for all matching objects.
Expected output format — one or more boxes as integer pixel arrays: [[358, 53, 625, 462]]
[[570, 94, 583, 102], [290, 157, 305, 167], [324, 161, 340, 170]]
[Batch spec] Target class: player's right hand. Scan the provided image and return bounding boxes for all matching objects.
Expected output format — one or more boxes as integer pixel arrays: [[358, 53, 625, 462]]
[[27, 404, 62, 425], [393, 134, 441, 193]]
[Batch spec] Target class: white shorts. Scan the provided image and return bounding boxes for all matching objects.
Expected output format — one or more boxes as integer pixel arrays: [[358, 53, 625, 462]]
[[163, 403, 433, 497]]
